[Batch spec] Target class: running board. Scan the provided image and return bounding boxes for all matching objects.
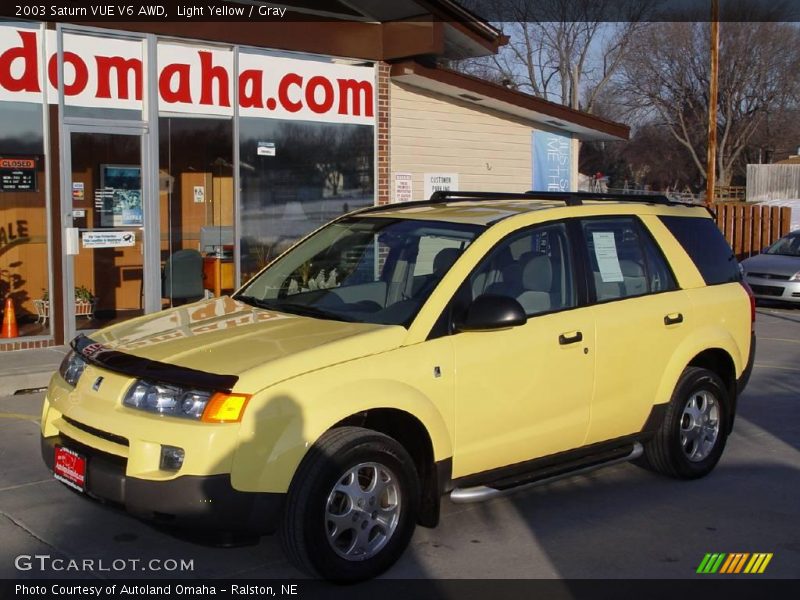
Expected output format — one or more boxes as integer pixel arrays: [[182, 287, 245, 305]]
[[450, 442, 643, 504]]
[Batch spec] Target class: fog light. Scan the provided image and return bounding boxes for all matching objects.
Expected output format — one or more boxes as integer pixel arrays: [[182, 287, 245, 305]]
[[160, 445, 185, 471]]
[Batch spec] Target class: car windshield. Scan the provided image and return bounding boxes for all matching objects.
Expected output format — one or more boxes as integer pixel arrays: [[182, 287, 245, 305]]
[[765, 233, 800, 257], [236, 217, 483, 326]]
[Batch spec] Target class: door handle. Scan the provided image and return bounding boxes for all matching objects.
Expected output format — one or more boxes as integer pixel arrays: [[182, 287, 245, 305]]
[[558, 331, 583, 345], [664, 313, 684, 326]]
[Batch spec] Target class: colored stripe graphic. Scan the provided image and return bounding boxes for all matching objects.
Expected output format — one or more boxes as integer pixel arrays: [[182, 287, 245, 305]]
[[697, 553, 727, 574], [700, 552, 774, 574], [733, 553, 750, 573], [744, 553, 773, 574], [720, 553, 750, 574]]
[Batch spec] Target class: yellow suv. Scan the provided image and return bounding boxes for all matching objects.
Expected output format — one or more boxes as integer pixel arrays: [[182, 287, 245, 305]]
[[41, 191, 755, 581]]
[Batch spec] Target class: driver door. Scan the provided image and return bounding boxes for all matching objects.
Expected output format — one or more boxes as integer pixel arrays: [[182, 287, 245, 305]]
[[450, 221, 595, 478]]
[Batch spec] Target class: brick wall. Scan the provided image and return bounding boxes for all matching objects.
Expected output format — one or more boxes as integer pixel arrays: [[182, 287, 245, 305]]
[[0, 338, 58, 352], [377, 62, 390, 205]]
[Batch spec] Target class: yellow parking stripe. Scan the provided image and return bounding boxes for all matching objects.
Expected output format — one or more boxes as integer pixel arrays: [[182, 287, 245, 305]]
[[0, 412, 39, 422], [760, 337, 800, 344]]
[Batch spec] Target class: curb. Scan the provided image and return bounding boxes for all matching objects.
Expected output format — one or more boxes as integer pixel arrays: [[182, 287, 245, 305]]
[[1, 370, 56, 397]]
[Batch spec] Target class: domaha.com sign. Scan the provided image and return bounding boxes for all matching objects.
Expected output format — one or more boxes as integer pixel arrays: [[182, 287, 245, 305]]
[[0, 25, 375, 125]]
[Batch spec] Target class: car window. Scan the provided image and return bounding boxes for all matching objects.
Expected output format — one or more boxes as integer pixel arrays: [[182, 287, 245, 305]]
[[468, 222, 576, 316], [765, 233, 800, 257], [237, 217, 483, 327], [659, 216, 740, 284], [581, 217, 676, 302]]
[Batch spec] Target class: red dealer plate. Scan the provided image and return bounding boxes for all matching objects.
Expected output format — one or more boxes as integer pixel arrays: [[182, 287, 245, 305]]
[[53, 446, 87, 492]]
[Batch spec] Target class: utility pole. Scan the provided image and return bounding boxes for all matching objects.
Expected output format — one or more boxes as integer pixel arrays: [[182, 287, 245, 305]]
[[571, 63, 579, 110], [705, 0, 720, 206]]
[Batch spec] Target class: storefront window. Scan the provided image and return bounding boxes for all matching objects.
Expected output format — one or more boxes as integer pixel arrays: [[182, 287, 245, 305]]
[[0, 100, 50, 337], [238, 119, 374, 283], [159, 117, 234, 305]]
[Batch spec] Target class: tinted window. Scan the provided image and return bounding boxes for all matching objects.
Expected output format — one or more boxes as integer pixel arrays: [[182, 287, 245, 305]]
[[581, 217, 676, 302], [468, 222, 576, 316], [659, 216, 740, 285]]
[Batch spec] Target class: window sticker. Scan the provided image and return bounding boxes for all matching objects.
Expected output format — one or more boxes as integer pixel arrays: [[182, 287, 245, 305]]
[[592, 231, 624, 282]]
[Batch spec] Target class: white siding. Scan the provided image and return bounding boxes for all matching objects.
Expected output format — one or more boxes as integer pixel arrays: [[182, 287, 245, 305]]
[[391, 82, 536, 200]]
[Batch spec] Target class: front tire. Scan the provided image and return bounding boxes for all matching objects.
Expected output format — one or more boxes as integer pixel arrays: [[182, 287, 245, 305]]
[[280, 426, 419, 582], [640, 367, 730, 479]]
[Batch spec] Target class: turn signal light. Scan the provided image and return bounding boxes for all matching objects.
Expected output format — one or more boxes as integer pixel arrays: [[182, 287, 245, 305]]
[[201, 393, 251, 423]]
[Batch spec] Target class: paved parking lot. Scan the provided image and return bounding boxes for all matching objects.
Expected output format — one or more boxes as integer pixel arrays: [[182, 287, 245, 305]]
[[1, 307, 798, 580]]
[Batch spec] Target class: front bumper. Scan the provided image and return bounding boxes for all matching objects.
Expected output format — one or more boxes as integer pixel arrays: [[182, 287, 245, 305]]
[[41, 434, 284, 534], [745, 276, 800, 303]]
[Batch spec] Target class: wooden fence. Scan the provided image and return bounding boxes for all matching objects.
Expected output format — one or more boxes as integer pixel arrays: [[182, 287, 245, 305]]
[[710, 202, 793, 260], [713, 185, 746, 202], [746, 164, 800, 202]]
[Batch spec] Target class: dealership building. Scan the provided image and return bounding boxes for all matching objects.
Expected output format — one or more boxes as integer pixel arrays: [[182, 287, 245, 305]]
[[0, 0, 628, 351]]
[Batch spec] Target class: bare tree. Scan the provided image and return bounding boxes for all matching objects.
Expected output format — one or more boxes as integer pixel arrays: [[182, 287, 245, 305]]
[[616, 20, 800, 186], [451, 0, 650, 112]]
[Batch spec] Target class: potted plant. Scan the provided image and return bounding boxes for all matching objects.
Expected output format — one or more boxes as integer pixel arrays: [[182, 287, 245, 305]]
[[74, 285, 95, 318], [35, 287, 96, 325]]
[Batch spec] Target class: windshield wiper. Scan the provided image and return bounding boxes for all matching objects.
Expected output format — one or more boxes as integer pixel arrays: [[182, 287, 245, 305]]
[[235, 295, 274, 310], [275, 302, 357, 322], [235, 296, 355, 322]]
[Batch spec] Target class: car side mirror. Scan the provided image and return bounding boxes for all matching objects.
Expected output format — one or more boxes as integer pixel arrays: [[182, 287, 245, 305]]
[[456, 294, 527, 332]]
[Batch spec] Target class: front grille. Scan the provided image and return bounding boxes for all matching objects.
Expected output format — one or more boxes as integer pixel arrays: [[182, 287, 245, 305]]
[[62, 416, 129, 447], [748, 272, 791, 281], [750, 284, 784, 297]]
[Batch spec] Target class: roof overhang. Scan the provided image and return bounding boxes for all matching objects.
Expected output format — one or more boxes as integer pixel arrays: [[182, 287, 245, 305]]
[[390, 61, 630, 141]]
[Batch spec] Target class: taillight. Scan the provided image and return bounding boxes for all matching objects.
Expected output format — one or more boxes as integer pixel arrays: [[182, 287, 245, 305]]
[[740, 281, 755, 325]]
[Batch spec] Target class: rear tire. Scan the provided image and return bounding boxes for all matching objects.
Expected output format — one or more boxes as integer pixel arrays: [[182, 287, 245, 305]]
[[640, 367, 729, 479], [279, 426, 419, 582]]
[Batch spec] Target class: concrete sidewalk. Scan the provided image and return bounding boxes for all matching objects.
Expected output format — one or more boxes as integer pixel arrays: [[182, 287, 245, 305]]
[[0, 346, 67, 396]]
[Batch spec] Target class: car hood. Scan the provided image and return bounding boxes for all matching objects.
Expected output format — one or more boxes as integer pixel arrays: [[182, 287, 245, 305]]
[[742, 253, 800, 277], [85, 296, 407, 392]]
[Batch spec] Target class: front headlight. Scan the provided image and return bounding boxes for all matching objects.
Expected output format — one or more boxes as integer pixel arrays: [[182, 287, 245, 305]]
[[790, 271, 800, 282], [123, 381, 212, 419], [122, 381, 250, 422], [58, 350, 87, 387]]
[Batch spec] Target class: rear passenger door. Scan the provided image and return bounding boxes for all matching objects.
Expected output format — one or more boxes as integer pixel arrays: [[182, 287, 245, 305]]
[[579, 216, 692, 444]]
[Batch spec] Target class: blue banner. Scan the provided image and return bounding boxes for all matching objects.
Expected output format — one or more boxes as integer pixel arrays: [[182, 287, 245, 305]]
[[532, 130, 572, 192]]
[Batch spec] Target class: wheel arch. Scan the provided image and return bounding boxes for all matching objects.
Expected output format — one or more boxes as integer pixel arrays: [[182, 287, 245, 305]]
[[653, 332, 741, 435], [331, 408, 446, 528]]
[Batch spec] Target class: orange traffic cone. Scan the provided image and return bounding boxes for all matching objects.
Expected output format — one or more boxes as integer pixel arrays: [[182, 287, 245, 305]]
[[1, 297, 19, 338]]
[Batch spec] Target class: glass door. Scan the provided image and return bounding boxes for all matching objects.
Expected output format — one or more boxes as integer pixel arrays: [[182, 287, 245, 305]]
[[65, 130, 146, 338]]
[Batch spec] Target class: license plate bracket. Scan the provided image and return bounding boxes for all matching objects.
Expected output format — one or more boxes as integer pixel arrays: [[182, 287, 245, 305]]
[[53, 445, 87, 492]]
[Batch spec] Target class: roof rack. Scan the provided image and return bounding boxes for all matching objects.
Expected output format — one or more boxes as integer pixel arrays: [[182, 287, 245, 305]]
[[431, 190, 677, 207], [353, 189, 690, 217]]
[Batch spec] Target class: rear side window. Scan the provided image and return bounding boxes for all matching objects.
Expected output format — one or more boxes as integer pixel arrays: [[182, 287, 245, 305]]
[[580, 217, 677, 302], [659, 216, 740, 285]]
